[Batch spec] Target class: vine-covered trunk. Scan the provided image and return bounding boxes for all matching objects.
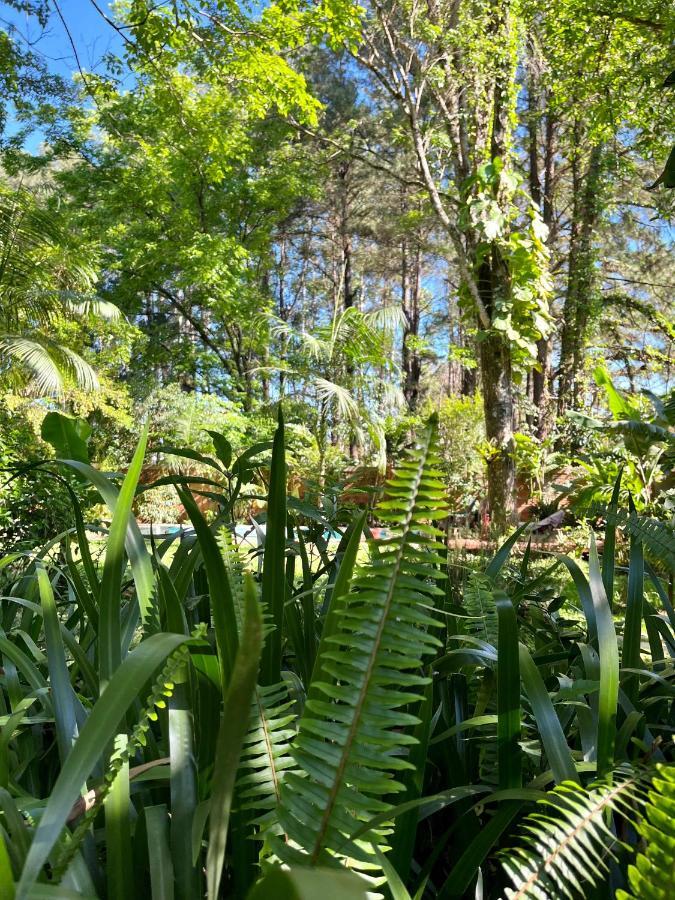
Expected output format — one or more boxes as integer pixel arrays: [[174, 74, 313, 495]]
[[477, 253, 516, 529]]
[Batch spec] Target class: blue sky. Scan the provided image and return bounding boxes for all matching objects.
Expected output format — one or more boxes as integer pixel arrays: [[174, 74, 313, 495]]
[[2, 1, 124, 80]]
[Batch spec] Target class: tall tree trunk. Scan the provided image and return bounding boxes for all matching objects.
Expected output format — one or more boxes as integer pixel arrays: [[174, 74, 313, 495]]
[[401, 219, 422, 410], [337, 158, 358, 458], [475, 3, 516, 529], [529, 86, 556, 438], [477, 249, 516, 530], [558, 137, 603, 416]]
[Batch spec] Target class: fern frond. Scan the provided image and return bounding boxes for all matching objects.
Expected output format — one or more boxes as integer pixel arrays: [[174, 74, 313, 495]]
[[274, 421, 448, 869], [221, 527, 298, 832], [501, 765, 651, 899], [584, 504, 675, 571], [464, 573, 499, 646], [618, 764, 675, 900], [238, 682, 297, 831]]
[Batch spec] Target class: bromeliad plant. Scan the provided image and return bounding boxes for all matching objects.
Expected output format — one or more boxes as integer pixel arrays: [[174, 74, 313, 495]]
[[0, 412, 673, 899]]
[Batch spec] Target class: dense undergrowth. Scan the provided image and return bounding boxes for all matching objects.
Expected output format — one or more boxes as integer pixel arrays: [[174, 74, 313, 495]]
[[0, 413, 673, 899]]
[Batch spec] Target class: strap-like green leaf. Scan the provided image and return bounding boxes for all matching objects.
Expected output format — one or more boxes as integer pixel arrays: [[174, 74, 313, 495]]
[[207, 576, 263, 899], [17, 633, 190, 897]]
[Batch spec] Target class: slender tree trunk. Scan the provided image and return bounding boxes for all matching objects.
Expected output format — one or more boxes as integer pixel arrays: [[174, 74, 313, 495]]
[[529, 89, 556, 438], [558, 136, 604, 416], [477, 250, 516, 530], [337, 158, 358, 458], [401, 223, 422, 410], [474, 3, 517, 529]]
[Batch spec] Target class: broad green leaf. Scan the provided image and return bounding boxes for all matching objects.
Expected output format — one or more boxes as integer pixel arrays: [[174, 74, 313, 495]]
[[589, 535, 619, 777], [496, 592, 521, 789], [207, 576, 263, 900], [17, 633, 190, 896], [99, 424, 149, 687], [41, 412, 91, 464]]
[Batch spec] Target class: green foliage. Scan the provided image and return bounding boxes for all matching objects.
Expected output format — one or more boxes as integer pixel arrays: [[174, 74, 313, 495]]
[[618, 764, 675, 900], [273, 420, 447, 868], [40, 412, 91, 464], [0, 412, 673, 899], [501, 766, 652, 899], [425, 394, 485, 512]]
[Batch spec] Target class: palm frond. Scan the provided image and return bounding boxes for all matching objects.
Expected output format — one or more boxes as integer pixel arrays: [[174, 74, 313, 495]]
[[273, 420, 448, 868], [314, 377, 359, 421], [65, 297, 121, 320], [364, 305, 408, 334], [501, 765, 652, 899], [0, 334, 65, 395]]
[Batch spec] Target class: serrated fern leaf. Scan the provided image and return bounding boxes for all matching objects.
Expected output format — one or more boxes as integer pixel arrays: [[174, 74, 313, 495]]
[[237, 682, 296, 831], [465, 573, 499, 646], [221, 527, 299, 831], [274, 421, 448, 869], [584, 505, 675, 572], [501, 765, 651, 899], [617, 764, 675, 900]]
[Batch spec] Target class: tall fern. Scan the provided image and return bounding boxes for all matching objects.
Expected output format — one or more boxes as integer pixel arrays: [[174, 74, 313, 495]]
[[617, 764, 675, 900], [273, 420, 448, 868], [220, 527, 298, 833], [500, 765, 651, 899]]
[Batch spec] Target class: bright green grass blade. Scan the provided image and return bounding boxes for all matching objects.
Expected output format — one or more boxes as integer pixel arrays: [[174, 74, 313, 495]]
[[145, 805, 174, 900], [36, 566, 78, 763], [518, 643, 579, 784], [602, 472, 622, 608], [207, 576, 263, 900], [104, 734, 132, 900], [559, 555, 597, 645], [495, 591, 521, 789], [485, 524, 529, 581], [17, 632, 190, 897], [371, 844, 412, 900], [99, 424, 149, 688], [177, 487, 238, 695], [0, 830, 14, 899], [57, 459, 154, 628], [260, 406, 287, 686], [589, 534, 619, 777], [622, 497, 644, 707], [247, 867, 369, 900]]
